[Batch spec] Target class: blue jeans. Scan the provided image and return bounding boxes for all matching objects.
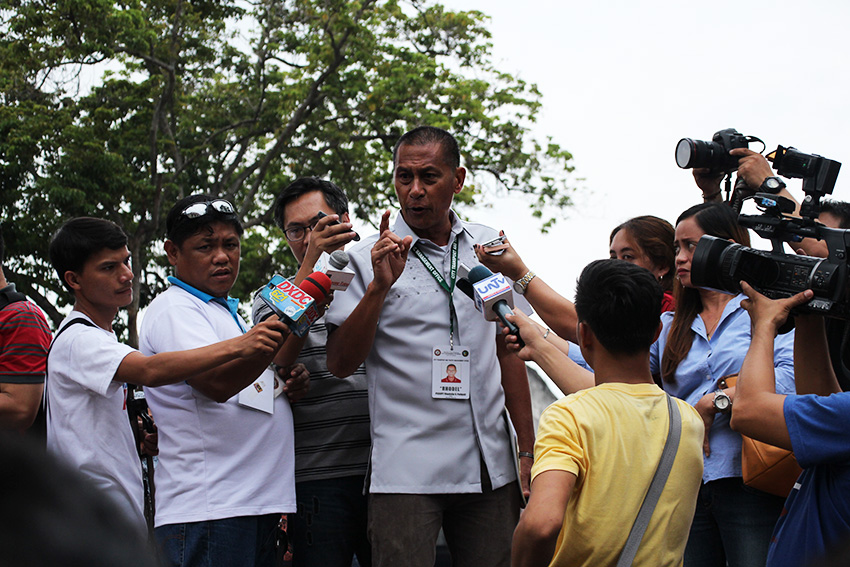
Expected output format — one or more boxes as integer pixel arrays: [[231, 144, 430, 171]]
[[156, 514, 281, 567], [289, 476, 371, 567], [684, 477, 785, 567]]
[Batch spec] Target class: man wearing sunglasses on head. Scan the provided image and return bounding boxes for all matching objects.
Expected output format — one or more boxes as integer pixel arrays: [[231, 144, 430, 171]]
[[140, 195, 307, 567]]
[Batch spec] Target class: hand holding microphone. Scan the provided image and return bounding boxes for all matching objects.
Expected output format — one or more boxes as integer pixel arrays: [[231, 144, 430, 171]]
[[259, 271, 332, 337], [461, 264, 524, 348]]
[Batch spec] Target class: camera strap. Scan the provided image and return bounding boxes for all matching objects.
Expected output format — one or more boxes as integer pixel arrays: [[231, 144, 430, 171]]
[[0, 285, 27, 311], [36, 318, 99, 441]]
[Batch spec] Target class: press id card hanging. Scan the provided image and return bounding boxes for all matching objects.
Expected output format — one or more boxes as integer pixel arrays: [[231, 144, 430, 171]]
[[432, 346, 471, 399], [237, 367, 275, 414]]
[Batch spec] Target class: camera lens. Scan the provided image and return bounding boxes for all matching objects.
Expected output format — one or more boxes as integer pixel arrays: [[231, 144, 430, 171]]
[[676, 138, 721, 169], [675, 139, 697, 168], [691, 236, 742, 292]]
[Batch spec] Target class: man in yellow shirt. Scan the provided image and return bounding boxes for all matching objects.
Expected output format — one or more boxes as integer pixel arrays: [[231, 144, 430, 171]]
[[511, 259, 704, 567]]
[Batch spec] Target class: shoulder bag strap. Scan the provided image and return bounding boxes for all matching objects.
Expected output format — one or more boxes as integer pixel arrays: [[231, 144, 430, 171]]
[[616, 393, 682, 567]]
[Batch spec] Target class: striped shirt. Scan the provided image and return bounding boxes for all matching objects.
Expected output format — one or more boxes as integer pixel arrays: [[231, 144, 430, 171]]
[[0, 289, 52, 384], [253, 292, 370, 483]]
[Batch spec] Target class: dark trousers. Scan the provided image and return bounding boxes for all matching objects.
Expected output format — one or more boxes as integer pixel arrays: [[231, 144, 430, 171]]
[[367, 474, 520, 567], [684, 477, 785, 567], [289, 476, 371, 567]]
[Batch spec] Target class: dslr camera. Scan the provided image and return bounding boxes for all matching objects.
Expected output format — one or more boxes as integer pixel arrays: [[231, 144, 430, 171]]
[[690, 144, 848, 319], [676, 128, 760, 174]]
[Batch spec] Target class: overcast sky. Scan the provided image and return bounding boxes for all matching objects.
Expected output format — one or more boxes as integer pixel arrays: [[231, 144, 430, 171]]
[[432, 0, 850, 304]]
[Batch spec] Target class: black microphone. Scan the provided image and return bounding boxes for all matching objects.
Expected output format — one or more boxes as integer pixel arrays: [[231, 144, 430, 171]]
[[456, 277, 475, 300], [465, 265, 523, 347]]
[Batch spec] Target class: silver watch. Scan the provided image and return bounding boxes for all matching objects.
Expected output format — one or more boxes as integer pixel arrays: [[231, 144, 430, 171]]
[[513, 271, 536, 295], [713, 390, 732, 413]]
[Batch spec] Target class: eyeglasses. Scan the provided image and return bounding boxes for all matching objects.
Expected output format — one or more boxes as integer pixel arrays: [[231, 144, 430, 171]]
[[283, 218, 321, 242], [180, 199, 237, 219]]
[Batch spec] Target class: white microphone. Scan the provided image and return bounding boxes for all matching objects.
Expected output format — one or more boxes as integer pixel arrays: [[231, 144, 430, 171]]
[[313, 250, 355, 291], [467, 265, 515, 322], [466, 265, 523, 346]]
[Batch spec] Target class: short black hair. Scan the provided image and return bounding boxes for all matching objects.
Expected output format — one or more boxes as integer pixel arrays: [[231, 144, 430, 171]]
[[392, 126, 460, 169], [49, 218, 128, 292], [574, 259, 662, 355], [820, 199, 850, 228], [165, 194, 244, 247], [272, 177, 350, 230]]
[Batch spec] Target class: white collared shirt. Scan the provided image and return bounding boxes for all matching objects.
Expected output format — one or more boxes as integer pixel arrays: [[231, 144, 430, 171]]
[[326, 211, 531, 494]]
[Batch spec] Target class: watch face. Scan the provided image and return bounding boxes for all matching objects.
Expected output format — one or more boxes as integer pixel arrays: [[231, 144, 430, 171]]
[[714, 393, 731, 411], [513, 282, 525, 295], [766, 178, 780, 189]]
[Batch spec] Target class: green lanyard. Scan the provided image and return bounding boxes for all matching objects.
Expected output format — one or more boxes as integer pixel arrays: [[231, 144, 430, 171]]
[[412, 238, 459, 349]]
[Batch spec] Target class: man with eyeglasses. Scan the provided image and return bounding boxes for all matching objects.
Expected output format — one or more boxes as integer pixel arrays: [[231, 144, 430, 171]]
[[251, 177, 371, 567], [140, 195, 307, 567]]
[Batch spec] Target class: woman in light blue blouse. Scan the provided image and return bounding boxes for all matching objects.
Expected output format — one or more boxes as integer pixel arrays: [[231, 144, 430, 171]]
[[650, 202, 795, 567]]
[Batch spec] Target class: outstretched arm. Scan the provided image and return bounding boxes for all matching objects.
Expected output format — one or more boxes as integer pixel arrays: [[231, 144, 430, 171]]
[[505, 310, 594, 395], [732, 282, 813, 449], [475, 234, 578, 341], [121, 317, 289, 402]]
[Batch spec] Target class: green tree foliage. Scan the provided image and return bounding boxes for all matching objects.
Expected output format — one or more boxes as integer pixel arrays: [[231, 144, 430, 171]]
[[0, 0, 575, 345]]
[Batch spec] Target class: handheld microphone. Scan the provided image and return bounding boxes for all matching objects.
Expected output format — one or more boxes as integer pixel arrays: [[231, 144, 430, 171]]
[[259, 271, 331, 337], [465, 265, 523, 346], [313, 250, 355, 291], [456, 277, 475, 300]]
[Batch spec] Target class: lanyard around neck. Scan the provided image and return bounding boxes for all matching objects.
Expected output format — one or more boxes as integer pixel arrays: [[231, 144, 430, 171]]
[[412, 238, 459, 348]]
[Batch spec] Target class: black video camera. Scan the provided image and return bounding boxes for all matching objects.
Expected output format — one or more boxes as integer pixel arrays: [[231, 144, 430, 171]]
[[676, 128, 759, 174], [691, 144, 848, 320]]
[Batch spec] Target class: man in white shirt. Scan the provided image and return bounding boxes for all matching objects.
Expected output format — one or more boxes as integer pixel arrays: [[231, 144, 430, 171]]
[[325, 126, 534, 567], [140, 196, 305, 567]]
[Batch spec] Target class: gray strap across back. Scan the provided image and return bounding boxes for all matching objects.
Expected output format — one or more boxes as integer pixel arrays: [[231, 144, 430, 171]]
[[616, 393, 682, 567]]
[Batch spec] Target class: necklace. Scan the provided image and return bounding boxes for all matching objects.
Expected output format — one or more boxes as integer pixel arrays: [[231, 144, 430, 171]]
[[701, 311, 722, 339]]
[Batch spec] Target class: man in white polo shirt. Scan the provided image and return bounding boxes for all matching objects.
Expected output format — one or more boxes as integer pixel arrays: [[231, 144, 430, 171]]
[[325, 126, 534, 567], [140, 195, 305, 567]]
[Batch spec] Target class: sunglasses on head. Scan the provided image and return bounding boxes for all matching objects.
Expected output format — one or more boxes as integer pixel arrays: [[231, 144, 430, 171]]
[[180, 199, 237, 219]]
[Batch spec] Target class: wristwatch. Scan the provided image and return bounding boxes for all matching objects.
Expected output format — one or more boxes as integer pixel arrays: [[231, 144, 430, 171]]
[[713, 390, 732, 414], [513, 271, 536, 295], [759, 176, 786, 194]]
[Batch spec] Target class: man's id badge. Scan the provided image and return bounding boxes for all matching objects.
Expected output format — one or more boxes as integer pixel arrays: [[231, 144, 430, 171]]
[[432, 346, 471, 399], [237, 367, 275, 414]]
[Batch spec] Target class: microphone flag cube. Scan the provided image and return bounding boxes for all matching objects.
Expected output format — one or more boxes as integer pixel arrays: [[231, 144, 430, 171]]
[[471, 273, 514, 321], [259, 275, 322, 337]]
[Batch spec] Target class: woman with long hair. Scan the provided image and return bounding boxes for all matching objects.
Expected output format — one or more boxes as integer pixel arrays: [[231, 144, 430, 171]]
[[650, 202, 796, 567]]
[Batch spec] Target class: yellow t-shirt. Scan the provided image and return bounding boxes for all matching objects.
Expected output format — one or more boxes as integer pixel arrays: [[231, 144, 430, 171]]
[[532, 382, 704, 567]]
